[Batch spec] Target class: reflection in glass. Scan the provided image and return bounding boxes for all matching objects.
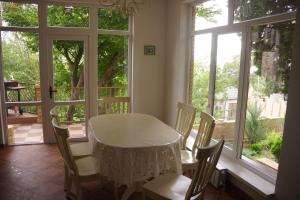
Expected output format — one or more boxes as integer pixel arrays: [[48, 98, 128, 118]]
[[234, 0, 297, 23], [213, 33, 241, 149], [195, 0, 228, 31]]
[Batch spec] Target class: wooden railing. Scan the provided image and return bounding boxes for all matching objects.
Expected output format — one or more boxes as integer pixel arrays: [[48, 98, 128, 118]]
[[98, 96, 131, 114]]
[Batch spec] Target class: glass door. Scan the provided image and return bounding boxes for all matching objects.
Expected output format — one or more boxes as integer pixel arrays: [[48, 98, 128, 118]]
[[46, 36, 89, 141]]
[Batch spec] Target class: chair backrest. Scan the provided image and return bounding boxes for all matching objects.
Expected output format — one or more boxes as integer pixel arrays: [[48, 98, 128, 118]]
[[185, 139, 224, 200], [50, 106, 59, 121], [51, 118, 79, 176], [98, 97, 131, 114], [192, 112, 215, 153], [175, 102, 196, 149]]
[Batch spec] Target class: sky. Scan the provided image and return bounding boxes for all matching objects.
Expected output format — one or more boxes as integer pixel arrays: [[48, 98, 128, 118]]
[[194, 0, 242, 69]]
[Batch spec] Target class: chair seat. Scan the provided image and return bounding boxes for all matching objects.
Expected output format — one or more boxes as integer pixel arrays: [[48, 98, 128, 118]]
[[181, 150, 198, 171], [75, 156, 98, 177], [70, 142, 92, 158], [143, 173, 191, 200]]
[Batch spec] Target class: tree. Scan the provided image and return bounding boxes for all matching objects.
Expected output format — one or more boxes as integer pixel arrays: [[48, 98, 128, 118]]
[[1, 3, 129, 121], [235, 0, 297, 96]]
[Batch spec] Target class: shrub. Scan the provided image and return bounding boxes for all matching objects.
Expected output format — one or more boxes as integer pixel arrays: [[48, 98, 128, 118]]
[[271, 136, 282, 160], [242, 148, 257, 158], [245, 103, 266, 144], [261, 131, 282, 150], [250, 143, 263, 153]]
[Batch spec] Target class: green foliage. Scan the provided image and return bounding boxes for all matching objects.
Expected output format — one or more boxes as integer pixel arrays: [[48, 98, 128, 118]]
[[98, 8, 128, 30], [260, 131, 282, 149], [235, 0, 297, 96], [245, 103, 266, 144], [250, 143, 263, 153], [48, 5, 89, 27], [192, 61, 210, 120], [242, 148, 257, 158], [1, 3, 129, 119], [2, 32, 39, 85], [2, 2, 38, 27], [271, 136, 282, 160], [195, 4, 221, 22]]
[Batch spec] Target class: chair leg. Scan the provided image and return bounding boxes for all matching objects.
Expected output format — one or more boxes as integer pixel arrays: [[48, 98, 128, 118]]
[[64, 165, 68, 191]]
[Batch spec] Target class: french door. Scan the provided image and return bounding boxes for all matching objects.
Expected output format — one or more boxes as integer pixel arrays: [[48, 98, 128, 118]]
[[44, 35, 90, 143]]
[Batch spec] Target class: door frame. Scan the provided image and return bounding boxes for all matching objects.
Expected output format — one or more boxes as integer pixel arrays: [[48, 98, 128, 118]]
[[43, 34, 90, 143]]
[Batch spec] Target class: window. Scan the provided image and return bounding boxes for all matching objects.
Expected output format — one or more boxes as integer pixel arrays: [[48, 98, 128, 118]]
[[189, 0, 296, 182], [47, 5, 89, 27], [194, 0, 228, 30], [234, 0, 297, 22], [97, 8, 131, 114], [0, 2, 38, 27]]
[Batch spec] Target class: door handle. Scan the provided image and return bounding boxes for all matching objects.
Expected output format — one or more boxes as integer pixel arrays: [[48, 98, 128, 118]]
[[49, 86, 57, 99]]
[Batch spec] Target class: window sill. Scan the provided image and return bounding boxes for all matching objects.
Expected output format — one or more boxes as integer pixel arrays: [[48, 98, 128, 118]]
[[218, 155, 275, 199], [186, 132, 275, 199]]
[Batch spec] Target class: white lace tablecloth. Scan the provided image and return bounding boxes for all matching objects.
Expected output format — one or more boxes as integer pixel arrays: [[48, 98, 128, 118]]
[[88, 113, 182, 186]]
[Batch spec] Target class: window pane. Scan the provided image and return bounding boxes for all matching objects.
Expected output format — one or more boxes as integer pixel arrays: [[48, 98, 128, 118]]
[[98, 8, 128, 30], [242, 20, 295, 170], [195, 0, 228, 31], [98, 35, 128, 97], [234, 0, 297, 23], [213, 33, 242, 149], [2, 31, 40, 103], [192, 34, 211, 125], [53, 40, 85, 101], [47, 5, 89, 27], [0, 2, 38, 27]]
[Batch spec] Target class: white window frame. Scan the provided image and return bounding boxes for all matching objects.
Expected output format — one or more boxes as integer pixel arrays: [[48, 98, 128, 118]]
[[0, 0, 133, 144], [188, 0, 296, 183]]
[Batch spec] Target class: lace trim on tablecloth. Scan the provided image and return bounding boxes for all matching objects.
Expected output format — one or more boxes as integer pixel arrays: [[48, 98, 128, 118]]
[[88, 132, 182, 186]]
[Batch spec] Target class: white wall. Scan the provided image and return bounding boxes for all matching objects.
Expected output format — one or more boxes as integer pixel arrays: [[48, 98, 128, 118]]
[[164, 0, 189, 126], [275, 10, 300, 200], [132, 0, 167, 120]]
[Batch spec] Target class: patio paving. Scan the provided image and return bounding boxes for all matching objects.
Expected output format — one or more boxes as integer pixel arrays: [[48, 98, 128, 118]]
[[8, 123, 86, 145]]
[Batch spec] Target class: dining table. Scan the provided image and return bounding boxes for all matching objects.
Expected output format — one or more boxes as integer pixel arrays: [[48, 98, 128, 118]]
[[88, 113, 182, 200]]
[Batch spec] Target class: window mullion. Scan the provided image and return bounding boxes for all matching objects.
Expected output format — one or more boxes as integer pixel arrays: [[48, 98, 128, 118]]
[[207, 33, 217, 115], [233, 26, 251, 158]]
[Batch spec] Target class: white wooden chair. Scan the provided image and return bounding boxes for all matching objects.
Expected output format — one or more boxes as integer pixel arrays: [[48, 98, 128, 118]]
[[50, 106, 91, 159], [175, 102, 196, 149], [181, 112, 216, 172], [142, 139, 224, 200], [98, 96, 131, 114], [52, 118, 99, 200]]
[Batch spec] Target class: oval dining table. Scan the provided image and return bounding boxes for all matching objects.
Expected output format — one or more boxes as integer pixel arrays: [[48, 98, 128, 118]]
[[88, 113, 182, 200]]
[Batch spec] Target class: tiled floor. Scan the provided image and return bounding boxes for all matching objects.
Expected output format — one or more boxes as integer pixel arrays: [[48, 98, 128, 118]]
[[0, 144, 253, 200], [8, 123, 86, 145]]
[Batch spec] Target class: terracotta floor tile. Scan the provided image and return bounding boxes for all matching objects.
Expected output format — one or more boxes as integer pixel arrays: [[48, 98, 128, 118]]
[[0, 144, 252, 200]]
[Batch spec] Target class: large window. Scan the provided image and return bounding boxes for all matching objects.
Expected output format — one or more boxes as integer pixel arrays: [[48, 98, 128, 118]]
[[189, 0, 297, 182], [0, 1, 132, 145]]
